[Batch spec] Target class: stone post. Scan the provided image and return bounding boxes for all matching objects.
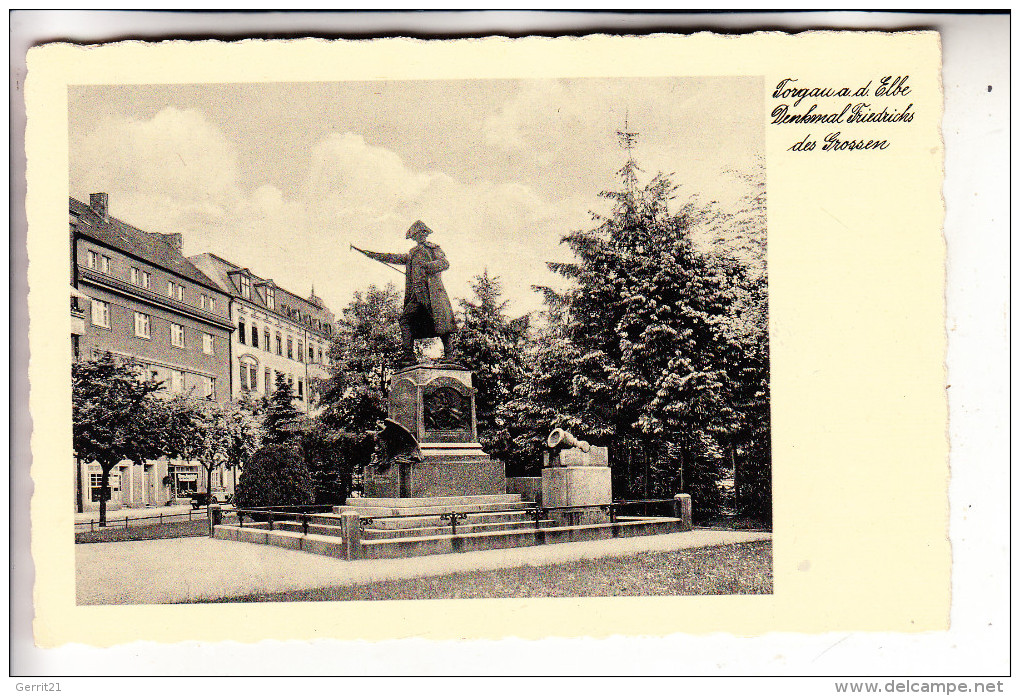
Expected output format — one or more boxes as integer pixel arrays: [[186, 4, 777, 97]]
[[208, 504, 222, 537], [673, 494, 692, 532], [340, 511, 363, 560]]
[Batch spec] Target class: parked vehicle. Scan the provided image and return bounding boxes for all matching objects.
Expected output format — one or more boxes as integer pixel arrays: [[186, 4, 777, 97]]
[[188, 489, 233, 509]]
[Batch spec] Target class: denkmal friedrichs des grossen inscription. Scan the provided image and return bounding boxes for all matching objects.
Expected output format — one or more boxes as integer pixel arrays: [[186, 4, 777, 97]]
[[772, 76, 914, 152]]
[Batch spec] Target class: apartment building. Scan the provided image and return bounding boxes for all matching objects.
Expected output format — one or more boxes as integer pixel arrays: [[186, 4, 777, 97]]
[[71, 194, 235, 512], [189, 253, 335, 413]]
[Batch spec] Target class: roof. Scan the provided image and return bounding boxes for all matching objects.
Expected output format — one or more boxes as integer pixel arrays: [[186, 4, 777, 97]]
[[195, 252, 330, 316], [70, 197, 226, 295]]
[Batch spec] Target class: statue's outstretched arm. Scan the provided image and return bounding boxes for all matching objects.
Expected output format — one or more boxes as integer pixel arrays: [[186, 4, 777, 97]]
[[360, 249, 409, 265]]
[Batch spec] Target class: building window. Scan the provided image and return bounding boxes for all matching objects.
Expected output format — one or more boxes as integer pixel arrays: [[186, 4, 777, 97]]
[[177, 284, 184, 302], [101, 255, 110, 273], [171, 323, 185, 348], [264, 368, 271, 392], [87, 250, 97, 269], [251, 324, 258, 348], [276, 333, 282, 356], [168, 281, 176, 298], [203, 333, 214, 355], [200, 293, 207, 309], [297, 340, 304, 363], [171, 369, 184, 393], [169, 465, 198, 497], [297, 379, 304, 399], [287, 337, 293, 359], [238, 319, 246, 345], [239, 363, 249, 391], [239, 275, 251, 299], [309, 344, 314, 362], [134, 312, 150, 338], [249, 364, 258, 391], [263, 328, 270, 351], [91, 299, 110, 328], [141, 271, 151, 289], [89, 472, 120, 502], [203, 376, 216, 400], [209, 297, 216, 312], [131, 267, 139, 285], [265, 287, 275, 310]]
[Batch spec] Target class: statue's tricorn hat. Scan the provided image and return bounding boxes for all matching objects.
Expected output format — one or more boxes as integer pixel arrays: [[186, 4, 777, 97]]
[[406, 220, 433, 239]]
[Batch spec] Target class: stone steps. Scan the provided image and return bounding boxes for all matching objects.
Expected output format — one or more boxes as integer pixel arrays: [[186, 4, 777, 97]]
[[365, 510, 533, 530], [362, 518, 556, 539], [335, 494, 530, 518], [343, 494, 522, 508], [360, 517, 683, 559]]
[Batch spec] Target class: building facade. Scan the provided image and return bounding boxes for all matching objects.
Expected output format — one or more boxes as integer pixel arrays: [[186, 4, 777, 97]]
[[71, 194, 235, 511], [189, 253, 335, 413]]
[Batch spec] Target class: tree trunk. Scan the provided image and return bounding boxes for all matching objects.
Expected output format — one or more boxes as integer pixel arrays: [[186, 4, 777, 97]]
[[98, 463, 112, 527], [75, 456, 83, 514], [730, 440, 740, 514], [204, 461, 214, 512]]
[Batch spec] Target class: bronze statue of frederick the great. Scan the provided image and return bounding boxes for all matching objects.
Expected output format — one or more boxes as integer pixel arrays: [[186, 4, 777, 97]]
[[353, 220, 457, 366]]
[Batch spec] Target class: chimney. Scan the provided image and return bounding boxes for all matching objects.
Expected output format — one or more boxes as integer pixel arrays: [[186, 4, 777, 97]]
[[161, 233, 183, 252], [89, 193, 109, 221]]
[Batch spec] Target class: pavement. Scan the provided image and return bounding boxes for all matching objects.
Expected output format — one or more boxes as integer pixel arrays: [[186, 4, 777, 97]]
[[75, 529, 771, 605], [74, 504, 239, 527], [75, 504, 196, 525]]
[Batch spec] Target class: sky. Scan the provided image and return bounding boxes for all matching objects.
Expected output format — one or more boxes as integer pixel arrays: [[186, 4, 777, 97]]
[[69, 77, 763, 318]]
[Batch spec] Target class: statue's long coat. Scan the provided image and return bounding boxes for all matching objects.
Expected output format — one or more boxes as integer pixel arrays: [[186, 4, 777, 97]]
[[365, 241, 457, 338]]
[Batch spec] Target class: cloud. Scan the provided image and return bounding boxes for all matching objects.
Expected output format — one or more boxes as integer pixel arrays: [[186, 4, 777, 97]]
[[71, 108, 591, 318]]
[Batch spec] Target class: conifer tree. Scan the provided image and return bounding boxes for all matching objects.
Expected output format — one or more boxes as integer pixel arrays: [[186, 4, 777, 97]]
[[512, 124, 753, 516], [447, 270, 530, 471], [263, 372, 301, 446]]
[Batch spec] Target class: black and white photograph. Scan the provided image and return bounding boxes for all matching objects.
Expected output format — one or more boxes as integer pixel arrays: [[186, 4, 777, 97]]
[[16, 16, 1005, 682], [68, 76, 771, 604]]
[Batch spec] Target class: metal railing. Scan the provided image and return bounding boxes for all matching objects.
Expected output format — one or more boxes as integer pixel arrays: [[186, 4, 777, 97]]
[[74, 507, 222, 532], [221, 498, 683, 537]]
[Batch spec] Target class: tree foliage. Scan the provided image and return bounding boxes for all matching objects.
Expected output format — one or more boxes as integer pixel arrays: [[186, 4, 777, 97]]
[[447, 270, 531, 473], [72, 353, 169, 525], [263, 372, 302, 446], [501, 150, 769, 520], [318, 283, 403, 434], [313, 284, 404, 494], [234, 443, 315, 509]]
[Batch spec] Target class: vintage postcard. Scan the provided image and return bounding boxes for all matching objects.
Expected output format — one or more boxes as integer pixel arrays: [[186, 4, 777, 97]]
[[25, 31, 946, 647]]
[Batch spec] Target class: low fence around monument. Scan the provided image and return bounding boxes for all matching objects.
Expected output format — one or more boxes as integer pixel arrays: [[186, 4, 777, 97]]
[[213, 496, 693, 560], [216, 497, 690, 537]]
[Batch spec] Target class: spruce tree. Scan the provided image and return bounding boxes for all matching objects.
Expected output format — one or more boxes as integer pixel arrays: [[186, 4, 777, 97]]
[[263, 372, 301, 446], [525, 126, 747, 516], [447, 270, 530, 471]]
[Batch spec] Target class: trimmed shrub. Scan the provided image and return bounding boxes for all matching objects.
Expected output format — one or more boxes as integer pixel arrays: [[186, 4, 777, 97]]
[[234, 443, 315, 509]]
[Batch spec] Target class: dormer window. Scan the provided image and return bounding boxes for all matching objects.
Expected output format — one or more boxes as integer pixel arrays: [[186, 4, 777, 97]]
[[239, 275, 251, 299], [265, 287, 275, 310]]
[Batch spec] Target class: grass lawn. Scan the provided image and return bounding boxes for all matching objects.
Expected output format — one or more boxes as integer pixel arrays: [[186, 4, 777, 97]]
[[75, 519, 209, 543], [204, 540, 772, 602]]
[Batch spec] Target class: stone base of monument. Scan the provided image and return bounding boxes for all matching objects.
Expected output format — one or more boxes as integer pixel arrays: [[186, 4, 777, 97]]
[[363, 443, 505, 498], [363, 364, 507, 499], [542, 466, 613, 526]]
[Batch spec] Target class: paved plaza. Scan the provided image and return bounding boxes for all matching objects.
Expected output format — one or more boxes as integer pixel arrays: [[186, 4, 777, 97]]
[[76, 530, 771, 605]]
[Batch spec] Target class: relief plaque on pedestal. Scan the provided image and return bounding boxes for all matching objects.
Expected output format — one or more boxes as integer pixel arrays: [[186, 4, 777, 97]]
[[367, 365, 504, 498]]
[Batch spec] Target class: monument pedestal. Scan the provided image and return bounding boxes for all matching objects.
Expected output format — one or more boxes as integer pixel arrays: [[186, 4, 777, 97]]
[[541, 441, 612, 525], [363, 364, 506, 498]]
